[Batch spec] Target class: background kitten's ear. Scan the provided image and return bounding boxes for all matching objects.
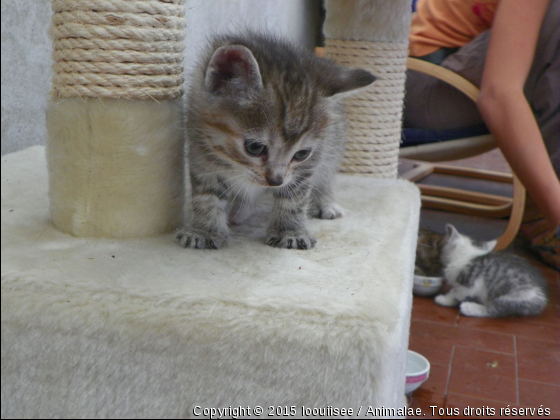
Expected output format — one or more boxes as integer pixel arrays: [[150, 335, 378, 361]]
[[483, 240, 497, 252], [205, 45, 263, 95], [326, 67, 377, 97], [445, 224, 459, 239]]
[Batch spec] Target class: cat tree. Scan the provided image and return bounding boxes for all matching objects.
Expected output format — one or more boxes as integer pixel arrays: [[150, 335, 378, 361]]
[[47, 0, 186, 238], [324, 0, 411, 179], [2, 1, 417, 417]]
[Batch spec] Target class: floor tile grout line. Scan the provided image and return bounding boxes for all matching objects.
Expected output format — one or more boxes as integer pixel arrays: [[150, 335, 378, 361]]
[[458, 319, 560, 331], [444, 345, 455, 401], [514, 335, 520, 405], [515, 334, 560, 345], [453, 343, 516, 356], [457, 330, 559, 343], [445, 391, 522, 406], [521, 321, 560, 329], [412, 318, 523, 339], [445, 391, 529, 406], [517, 378, 560, 387], [429, 362, 451, 367], [446, 390, 519, 406], [426, 319, 560, 343], [411, 317, 458, 327]]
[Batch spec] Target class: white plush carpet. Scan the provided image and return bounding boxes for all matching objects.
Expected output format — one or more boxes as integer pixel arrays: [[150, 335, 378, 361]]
[[1, 146, 420, 418]]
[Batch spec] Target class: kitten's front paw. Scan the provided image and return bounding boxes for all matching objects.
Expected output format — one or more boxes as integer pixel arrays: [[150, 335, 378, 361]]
[[266, 230, 317, 250], [309, 202, 345, 220], [176, 228, 226, 250], [435, 294, 459, 307], [459, 301, 489, 317]]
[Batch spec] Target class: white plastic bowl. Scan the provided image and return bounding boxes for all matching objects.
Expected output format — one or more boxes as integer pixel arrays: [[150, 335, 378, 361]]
[[413, 275, 443, 297], [405, 350, 430, 394]]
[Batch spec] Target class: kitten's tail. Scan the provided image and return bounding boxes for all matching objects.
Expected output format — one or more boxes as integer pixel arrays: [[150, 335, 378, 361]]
[[488, 287, 548, 317]]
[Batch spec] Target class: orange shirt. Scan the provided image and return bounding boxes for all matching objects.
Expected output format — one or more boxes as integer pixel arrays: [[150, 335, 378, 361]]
[[409, 0, 499, 57]]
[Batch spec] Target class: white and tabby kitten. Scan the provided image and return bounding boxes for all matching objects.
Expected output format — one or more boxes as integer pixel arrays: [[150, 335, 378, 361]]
[[436, 224, 548, 317], [176, 33, 376, 250]]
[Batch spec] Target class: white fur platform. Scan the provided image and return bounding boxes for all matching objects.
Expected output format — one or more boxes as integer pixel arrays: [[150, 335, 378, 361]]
[[1, 146, 420, 418]]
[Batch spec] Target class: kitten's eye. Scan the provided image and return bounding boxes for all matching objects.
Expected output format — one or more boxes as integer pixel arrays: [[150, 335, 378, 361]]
[[293, 149, 311, 161], [244, 140, 267, 157]]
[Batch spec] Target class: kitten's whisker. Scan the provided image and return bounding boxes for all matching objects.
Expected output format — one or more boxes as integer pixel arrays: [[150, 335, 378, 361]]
[[301, 181, 319, 203], [210, 175, 241, 193], [216, 175, 245, 198], [297, 178, 319, 204], [291, 182, 308, 205], [225, 178, 246, 213], [284, 183, 296, 200], [228, 175, 245, 208], [198, 169, 237, 177], [221, 177, 244, 197], [211, 173, 242, 188], [231, 181, 251, 222]]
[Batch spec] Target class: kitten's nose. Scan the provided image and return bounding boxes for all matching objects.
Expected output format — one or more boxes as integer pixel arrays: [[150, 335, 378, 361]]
[[266, 175, 284, 187]]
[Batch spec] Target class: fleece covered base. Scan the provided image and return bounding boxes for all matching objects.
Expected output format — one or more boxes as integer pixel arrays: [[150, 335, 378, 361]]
[[1, 146, 420, 418]]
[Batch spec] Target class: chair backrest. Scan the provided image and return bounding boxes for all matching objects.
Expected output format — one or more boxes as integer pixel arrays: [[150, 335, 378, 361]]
[[400, 134, 496, 161], [401, 58, 497, 161]]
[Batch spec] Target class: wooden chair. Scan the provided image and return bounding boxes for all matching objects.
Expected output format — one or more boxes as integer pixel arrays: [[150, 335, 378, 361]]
[[400, 57, 525, 250]]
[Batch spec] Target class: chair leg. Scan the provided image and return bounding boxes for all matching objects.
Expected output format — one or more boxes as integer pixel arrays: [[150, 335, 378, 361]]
[[418, 185, 513, 217], [402, 162, 516, 217], [494, 174, 526, 251], [401, 162, 435, 182], [431, 164, 514, 182]]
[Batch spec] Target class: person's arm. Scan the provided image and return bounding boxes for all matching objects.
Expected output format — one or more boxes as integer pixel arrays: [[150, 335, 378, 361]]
[[477, 0, 560, 227]]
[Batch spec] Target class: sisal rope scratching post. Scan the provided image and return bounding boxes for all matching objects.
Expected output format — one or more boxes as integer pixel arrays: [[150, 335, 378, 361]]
[[46, 0, 186, 238], [324, 0, 412, 179]]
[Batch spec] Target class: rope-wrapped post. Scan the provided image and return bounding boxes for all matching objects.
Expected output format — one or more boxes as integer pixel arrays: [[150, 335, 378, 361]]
[[323, 0, 412, 179], [46, 0, 186, 238]]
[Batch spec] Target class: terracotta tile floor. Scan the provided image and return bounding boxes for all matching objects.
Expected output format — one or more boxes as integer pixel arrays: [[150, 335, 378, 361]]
[[399, 151, 560, 418]]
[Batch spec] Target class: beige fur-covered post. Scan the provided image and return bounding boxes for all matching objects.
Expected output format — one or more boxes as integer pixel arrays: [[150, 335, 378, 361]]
[[324, 0, 412, 179], [46, 0, 186, 238]]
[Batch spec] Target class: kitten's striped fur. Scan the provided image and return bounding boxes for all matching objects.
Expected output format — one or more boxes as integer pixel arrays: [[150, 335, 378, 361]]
[[177, 33, 375, 250], [436, 224, 548, 317]]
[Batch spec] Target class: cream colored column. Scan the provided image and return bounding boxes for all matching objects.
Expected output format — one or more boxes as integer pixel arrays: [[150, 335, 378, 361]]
[[46, 0, 186, 238], [324, 0, 412, 179]]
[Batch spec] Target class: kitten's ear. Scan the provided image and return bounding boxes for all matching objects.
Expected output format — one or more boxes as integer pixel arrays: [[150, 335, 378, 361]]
[[445, 224, 459, 239], [205, 45, 263, 95], [326, 67, 377, 97], [483, 240, 497, 252]]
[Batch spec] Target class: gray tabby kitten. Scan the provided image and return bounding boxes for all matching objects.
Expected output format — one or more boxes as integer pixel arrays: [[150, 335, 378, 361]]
[[436, 224, 548, 317], [176, 33, 376, 250]]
